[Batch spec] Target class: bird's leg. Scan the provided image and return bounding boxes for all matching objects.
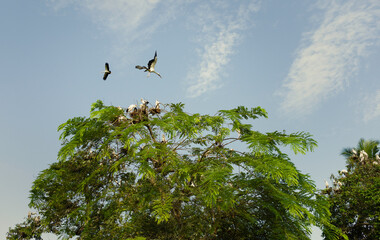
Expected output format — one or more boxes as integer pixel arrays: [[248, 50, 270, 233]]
[[153, 71, 161, 78]]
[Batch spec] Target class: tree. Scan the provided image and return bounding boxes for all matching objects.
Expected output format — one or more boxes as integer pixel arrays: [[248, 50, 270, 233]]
[[6, 212, 42, 240], [8, 100, 342, 239], [323, 139, 380, 240]]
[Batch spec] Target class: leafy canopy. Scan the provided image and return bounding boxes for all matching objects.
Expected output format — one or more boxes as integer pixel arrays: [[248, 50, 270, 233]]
[[8, 100, 342, 239], [323, 139, 380, 240]]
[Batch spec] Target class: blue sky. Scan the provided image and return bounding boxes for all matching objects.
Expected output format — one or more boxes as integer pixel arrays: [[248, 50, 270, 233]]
[[1, 0, 379, 239]]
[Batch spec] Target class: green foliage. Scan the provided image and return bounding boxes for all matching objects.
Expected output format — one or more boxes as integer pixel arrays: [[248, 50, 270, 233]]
[[6, 213, 42, 240], [8, 100, 342, 239], [323, 139, 380, 240]]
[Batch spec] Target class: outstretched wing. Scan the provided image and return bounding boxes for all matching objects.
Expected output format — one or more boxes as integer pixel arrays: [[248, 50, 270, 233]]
[[147, 51, 157, 70], [135, 65, 148, 70], [105, 62, 110, 71], [103, 72, 109, 80]]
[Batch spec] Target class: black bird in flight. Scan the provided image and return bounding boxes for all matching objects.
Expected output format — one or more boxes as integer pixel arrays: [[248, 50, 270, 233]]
[[135, 51, 161, 78], [102, 62, 111, 80]]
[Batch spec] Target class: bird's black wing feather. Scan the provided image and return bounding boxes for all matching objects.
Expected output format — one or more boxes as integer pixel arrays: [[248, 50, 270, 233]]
[[147, 59, 154, 69], [103, 72, 109, 80], [136, 65, 148, 70], [147, 51, 158, 69], [105, 62, 110, 71]]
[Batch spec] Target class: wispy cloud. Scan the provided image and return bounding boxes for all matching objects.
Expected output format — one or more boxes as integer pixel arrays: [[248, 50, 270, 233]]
[[186, 2, 260, 98], [46, 0, 184, 61], [46, 0, 260, 95], [362, 89, 380, 122], [280, 0, 380, 115]]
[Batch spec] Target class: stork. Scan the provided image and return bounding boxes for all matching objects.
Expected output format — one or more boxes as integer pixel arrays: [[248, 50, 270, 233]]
[[150, 100, 161, 115], [359, 150, 368, 162], [155, 100, 160, 109], [102, 62, 111, 80], [324, 180, 329, 188], [162, 134, 167, 144], [141, 98, 149, 106], [352, 149, 357, 155], [126, 104, 137, 113], [140, 98, 149, 114], [135, 51, 162, 78], [339, 169, 348, 175]]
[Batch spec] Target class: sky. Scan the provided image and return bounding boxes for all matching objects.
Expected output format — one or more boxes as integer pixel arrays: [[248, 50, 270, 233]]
[[1, 0, 379, 239]]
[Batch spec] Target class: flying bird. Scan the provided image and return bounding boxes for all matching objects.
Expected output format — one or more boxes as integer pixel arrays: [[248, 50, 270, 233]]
[[135, 51, 162, 78], [102, 62, 111, 80]]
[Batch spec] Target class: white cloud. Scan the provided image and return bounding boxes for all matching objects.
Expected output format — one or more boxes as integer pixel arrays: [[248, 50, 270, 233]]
[[280, 0, 380, 115], [45, 0, 184, 61], [47, 0, 166, 35], [186, 2, 260, 98], [46, 0, 261, 96], [362, 89, 380, 122]]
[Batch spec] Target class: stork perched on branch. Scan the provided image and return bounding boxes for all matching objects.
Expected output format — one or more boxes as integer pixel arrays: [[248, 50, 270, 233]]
[[140, 98, 149, 107], [149, 100, 161, 115], [135, 51, 162, 78], [140, 98, 149, 114], [102, 62, 111, 80], [126, 104, 137, 113]]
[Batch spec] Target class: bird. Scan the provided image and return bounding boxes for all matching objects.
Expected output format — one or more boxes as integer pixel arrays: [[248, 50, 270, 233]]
[[140, 98, 149, 114], [150, 100, 161, 115], [352, 149, 357, 155], [324, 180, 329, 188], [155, 100, 160, 109], [126, 104, 137, 113], [135, 51, 162, 78], [102, 62, 111, 80], [161, 134, 167, 143], [141, 98, 149, 106], [359, 150, 368, 162], [140, 98, 149, 110], [339, 169, 348, 175]]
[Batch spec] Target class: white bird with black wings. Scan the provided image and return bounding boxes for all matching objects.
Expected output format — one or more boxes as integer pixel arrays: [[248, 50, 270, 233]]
[[135, 51, 162, 78], [102, 62, 111, 80]]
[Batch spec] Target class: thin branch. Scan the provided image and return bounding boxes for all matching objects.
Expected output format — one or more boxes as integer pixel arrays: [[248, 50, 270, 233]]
[[173, 137, 189, 151], [145, 124, 157, 143]]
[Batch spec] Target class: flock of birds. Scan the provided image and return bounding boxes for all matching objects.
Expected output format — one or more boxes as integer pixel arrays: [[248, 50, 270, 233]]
[[102, 51, 161, 80], [100, 51, 163, 122], [324, 148, 380, 190]]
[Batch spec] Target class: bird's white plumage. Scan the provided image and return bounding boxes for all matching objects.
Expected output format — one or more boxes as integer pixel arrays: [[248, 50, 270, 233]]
[[141, 98, 149, 105], [127, 104, 137, 112], [135, 51, 162, 78], [102, 62, 111, 80]]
